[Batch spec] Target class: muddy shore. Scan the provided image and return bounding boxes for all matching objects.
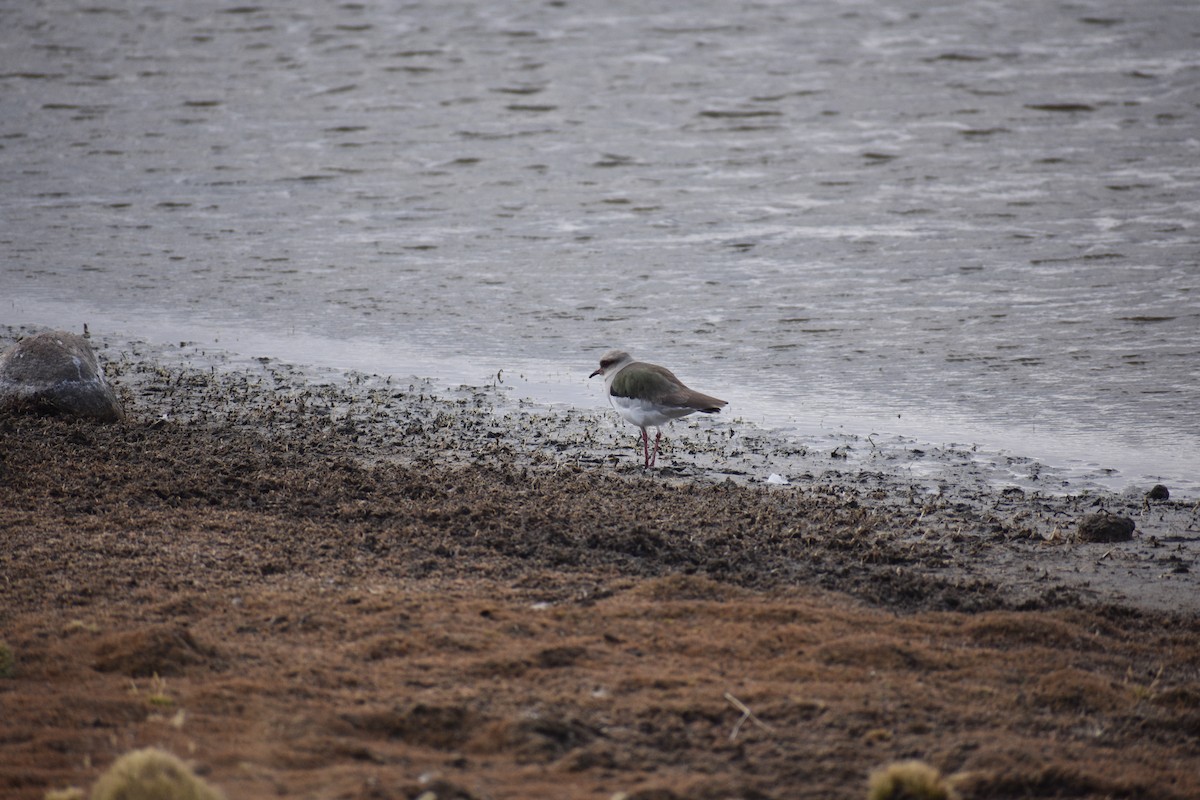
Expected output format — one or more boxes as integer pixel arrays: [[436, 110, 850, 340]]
[[2, 329, 1198, 799]]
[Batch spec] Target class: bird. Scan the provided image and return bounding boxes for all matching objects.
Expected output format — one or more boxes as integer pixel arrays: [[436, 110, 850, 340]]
[[589, 349, 727, 468]]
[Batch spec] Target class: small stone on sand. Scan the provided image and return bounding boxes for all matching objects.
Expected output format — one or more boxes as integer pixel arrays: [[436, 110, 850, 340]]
[[1146, 484, 1170, 501]]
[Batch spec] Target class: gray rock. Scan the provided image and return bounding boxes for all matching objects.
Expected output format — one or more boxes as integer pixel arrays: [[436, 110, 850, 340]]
[[1146, 484, 1170, 501], [1075, 512, 1135, 543], [0, 330, 123, 422]]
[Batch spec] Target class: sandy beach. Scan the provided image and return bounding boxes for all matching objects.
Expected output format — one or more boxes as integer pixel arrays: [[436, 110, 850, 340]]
[[2, 330, 1199, 799]]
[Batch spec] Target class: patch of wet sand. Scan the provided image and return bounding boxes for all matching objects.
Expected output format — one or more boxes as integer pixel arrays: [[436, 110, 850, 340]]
[[2, 329, 1198, 799]]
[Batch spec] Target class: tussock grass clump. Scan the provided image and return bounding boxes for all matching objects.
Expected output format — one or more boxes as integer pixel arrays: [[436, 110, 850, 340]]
[[90, 748, 224, 800], [868, 760, 958, 800]]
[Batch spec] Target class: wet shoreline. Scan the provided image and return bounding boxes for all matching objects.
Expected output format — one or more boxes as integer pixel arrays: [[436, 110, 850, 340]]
[[4, 324, 1196, 614], [10, 295, 1199, 499]]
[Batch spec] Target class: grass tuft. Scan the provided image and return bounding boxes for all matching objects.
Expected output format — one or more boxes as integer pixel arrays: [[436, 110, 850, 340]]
[[90, 748, 224, 800], [868, 760, 958, 800]]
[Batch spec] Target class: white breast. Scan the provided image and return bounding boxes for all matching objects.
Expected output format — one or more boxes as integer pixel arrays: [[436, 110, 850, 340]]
[[610, 395, 697, 429]]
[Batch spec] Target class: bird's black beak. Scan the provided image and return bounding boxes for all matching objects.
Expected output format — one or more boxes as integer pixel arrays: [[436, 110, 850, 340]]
[[589, 368, 603, 379]]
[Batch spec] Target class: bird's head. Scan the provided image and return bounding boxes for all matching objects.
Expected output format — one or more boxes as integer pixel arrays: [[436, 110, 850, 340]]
[[590, 349, 632, 379]]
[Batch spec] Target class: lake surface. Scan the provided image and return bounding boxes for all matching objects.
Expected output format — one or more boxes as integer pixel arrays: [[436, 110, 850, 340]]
[[3, 0, 1199, 495]]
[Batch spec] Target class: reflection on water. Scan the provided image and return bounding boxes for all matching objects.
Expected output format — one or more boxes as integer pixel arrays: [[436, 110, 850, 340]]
[[2, 0, 1198, 493]]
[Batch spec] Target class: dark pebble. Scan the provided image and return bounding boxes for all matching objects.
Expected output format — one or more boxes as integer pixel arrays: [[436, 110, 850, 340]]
[[1146, 484, 1170, 501]]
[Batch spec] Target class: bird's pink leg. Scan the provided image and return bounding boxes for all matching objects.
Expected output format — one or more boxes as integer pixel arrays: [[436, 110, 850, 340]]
[[650, 430, 661, 467], [641, 428, 651, 468]]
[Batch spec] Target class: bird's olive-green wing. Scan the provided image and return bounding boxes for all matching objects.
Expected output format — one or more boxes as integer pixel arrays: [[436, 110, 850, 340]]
[[611, 363, 726, 411]]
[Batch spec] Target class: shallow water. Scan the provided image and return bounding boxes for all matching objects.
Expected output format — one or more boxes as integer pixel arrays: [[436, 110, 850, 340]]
[[3, 0, 1199, 495]]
